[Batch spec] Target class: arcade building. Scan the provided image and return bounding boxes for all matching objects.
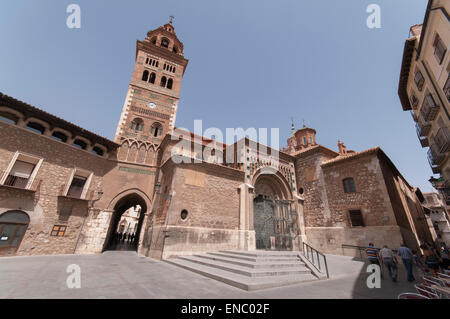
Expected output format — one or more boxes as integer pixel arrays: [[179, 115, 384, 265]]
[[0, 21, 436, 258]]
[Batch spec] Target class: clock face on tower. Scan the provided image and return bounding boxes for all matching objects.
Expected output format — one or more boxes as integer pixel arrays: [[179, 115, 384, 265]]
[[148, 102, 156, 109]]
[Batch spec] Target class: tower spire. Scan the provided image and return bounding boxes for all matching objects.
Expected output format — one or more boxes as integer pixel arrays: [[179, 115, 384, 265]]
[[169, 15, 175, 24], [291, 117, 295, 136]]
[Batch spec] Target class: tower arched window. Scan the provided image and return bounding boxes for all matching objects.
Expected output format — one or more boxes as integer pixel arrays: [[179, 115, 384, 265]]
[[173, 46, 178, 53], [150, 122, 163, 137], [343, 178, 356, 193], [142, 70, 149, 82], [130, 118, 144, 132], [167, 78, 173, 90], [160, 76, 167, 87], [149, 72, 156, 84], [161, 38, 169, 48], [150, 37, 157, 45]]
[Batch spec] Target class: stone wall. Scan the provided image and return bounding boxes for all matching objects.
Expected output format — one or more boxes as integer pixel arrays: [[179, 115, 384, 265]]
[[0, 122, 110, 256]]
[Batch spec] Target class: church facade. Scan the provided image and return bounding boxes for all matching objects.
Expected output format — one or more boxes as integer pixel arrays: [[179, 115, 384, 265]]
[[0, 22, 436, 258]]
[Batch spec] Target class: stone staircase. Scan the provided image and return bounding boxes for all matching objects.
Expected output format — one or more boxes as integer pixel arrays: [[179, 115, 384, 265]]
[[166, 250, 321, 291]]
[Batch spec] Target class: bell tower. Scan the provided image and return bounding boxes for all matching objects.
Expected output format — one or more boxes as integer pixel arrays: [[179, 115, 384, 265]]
[[115, 20, 189, 145]]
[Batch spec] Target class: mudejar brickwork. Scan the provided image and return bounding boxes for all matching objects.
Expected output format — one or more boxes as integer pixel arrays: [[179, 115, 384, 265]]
[[0, 21, 437, 259]]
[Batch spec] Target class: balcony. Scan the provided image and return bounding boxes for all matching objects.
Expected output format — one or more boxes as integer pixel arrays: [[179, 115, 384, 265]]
[[420, 94, 440, 122], [428, 144, 444, 174], [0, 171, 42, 192], [416, 120, 431, 137], [435, 126, 450, 153]]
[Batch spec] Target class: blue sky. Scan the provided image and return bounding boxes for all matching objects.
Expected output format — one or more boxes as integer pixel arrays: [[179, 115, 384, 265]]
[[0, 0, 434, 191]]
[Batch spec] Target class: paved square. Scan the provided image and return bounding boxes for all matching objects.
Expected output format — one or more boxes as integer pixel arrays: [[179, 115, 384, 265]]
[[0, 251, 420, 299]]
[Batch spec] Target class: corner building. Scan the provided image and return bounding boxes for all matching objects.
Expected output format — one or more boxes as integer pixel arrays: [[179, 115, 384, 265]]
[[0, 21, 435, 258]]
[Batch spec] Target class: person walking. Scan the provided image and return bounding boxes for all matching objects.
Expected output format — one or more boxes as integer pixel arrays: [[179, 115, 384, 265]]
[[397, 243, 415, 282], [379, 245, 398, 282], [365, 243, 380, 265]]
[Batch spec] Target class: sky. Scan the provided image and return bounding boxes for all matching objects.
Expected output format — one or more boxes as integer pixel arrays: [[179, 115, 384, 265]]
[[0, 0, 435, 191]]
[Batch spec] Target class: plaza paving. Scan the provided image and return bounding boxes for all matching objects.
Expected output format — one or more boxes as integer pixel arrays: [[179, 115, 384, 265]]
[[0, 251, 419, 299]]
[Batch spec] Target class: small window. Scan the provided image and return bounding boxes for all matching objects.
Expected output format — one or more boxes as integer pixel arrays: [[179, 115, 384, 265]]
[[343, 178, 356, 193], [167, 78, 173, 90], [0, 111, 18, 125], [414, 70, 425, 91], [303, 137, 307, 145], [92, 146, 104, 156], [433, 33, 446, 65], [51, 131, 68, 143], [142, 70, 149, 82], [149, 72, 156, 84], [151, 37, 157, 45], [25, 121, 45, 134], [180, 209, 188, 220], [173, 46, 178, 53], [67, 175, 87, 198], [349, 210, 364, 227], [160, 76, 167, 87], [73, 139, 87, 150], [50, 225, 67, 237]]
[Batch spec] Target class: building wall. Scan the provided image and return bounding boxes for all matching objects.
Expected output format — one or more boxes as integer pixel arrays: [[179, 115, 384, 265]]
[[150, 162, 245, 258], [0, 121, 109, 256]]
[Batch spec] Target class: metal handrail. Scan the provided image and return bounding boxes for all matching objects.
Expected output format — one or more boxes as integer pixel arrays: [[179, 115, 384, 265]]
[[302, 242, 329, 278], [341, 244, 398, 260]]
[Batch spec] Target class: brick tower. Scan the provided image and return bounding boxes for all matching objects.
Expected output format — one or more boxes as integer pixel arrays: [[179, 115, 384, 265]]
[[115, 20, 189, 145]]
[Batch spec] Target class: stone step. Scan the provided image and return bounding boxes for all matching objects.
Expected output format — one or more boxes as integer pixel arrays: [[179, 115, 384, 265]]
[[207, 251, 300, 262], [195, 253, 303, 269], [220, 250, 300, 258], [178, 255, 311, 277], [166, 258, 318, 291]]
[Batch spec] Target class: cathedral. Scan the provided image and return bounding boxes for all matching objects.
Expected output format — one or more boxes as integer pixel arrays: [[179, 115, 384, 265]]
[[0, 21, 436, 259]]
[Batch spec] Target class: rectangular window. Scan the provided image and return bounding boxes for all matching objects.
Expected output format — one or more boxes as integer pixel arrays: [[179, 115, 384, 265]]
[[1, 153, 42, 190], [67, 175, 87, 199], [4, 160, 35, 189], [343, 178, 356, 193], [349, 210, 364, 227], [433, 33, 446, 65], [414, 70, 425, 91], [50, 225, 67, 237], [62, 169, 93, 199]]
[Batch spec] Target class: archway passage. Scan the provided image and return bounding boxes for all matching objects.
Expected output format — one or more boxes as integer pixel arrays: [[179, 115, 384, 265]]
[[104, 193, 148, 252], [253, 174, 294, 251]]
